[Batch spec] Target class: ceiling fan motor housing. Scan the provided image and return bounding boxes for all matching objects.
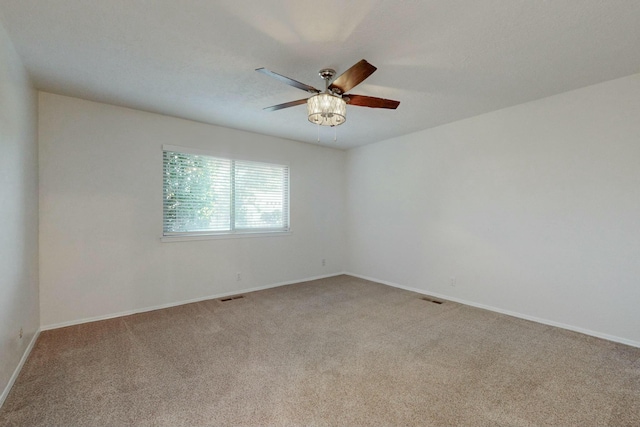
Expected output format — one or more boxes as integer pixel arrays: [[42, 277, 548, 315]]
[[318, 68, 336, 81]]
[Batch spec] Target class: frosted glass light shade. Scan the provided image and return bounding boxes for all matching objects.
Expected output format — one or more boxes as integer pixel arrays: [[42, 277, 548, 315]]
[[307, 94, 346, 126]]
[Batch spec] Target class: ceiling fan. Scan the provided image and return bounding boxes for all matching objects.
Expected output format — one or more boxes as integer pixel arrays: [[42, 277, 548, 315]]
[[256, 59, 400, 127]]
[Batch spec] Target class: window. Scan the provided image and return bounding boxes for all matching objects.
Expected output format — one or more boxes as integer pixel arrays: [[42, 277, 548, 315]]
[[163, 146, 289, 238]]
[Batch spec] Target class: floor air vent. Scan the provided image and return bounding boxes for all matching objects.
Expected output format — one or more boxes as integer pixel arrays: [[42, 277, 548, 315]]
[[220, 295, 245, 302], [421, 297, 443, 305]]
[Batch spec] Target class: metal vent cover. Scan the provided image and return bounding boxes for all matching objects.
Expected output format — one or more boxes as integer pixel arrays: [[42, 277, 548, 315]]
[[220, 295, 245, 302]]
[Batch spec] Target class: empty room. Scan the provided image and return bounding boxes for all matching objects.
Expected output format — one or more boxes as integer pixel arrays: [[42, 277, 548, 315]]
[[1, 1, 639, 425]]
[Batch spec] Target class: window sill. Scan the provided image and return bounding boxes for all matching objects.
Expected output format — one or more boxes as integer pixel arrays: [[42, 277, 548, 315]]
[[161, 231, 291, 243]]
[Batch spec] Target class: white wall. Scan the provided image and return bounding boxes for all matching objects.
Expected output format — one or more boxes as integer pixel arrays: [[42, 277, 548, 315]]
[[0, 20, 39, 401], [39, 93, 346, 327], [346, 74, 640, 346], [32, 72, 640, 345]]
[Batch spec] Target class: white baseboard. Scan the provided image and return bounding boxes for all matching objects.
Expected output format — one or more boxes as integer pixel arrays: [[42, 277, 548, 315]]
[[41, 272, 347, 331], [38, 271, 640, 348], [0, 329, 40, 409], [346, 272, 640, 349]]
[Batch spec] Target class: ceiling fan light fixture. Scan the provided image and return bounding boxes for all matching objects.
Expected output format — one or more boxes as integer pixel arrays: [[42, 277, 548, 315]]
[[307, 93, 346, 127]]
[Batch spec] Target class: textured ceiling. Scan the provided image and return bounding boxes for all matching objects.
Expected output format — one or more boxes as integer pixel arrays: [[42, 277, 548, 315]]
[[1, 1, 639, 149]]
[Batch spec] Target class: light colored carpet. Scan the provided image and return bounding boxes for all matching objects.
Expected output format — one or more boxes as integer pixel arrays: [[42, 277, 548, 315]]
[[1, 275, 639, 426]]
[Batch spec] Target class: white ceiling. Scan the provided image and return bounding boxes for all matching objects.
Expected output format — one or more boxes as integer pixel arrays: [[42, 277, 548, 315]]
[[1, 1, 639, 149]]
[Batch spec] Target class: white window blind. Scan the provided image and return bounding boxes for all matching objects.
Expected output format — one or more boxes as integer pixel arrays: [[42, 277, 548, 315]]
[[163, 149, 289, 237], [235, 160, 290, 231]]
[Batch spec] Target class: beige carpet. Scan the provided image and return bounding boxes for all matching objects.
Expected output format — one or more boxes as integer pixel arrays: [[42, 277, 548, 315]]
[[1, 275, 639, 426]]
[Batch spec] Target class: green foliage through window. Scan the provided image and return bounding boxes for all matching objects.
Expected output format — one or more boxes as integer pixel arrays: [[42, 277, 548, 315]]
[[163, 150, 289, 235]]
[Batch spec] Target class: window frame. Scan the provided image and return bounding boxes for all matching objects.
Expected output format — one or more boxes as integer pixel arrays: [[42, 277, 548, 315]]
[[161, 145, 290, 242]]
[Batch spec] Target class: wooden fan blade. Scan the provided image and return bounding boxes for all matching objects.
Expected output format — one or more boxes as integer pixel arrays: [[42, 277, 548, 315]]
[[345, 94, 400, 109], [263, 98, 308, 111], [256, 68, 320, 94], [328, 59, 377, 94]]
